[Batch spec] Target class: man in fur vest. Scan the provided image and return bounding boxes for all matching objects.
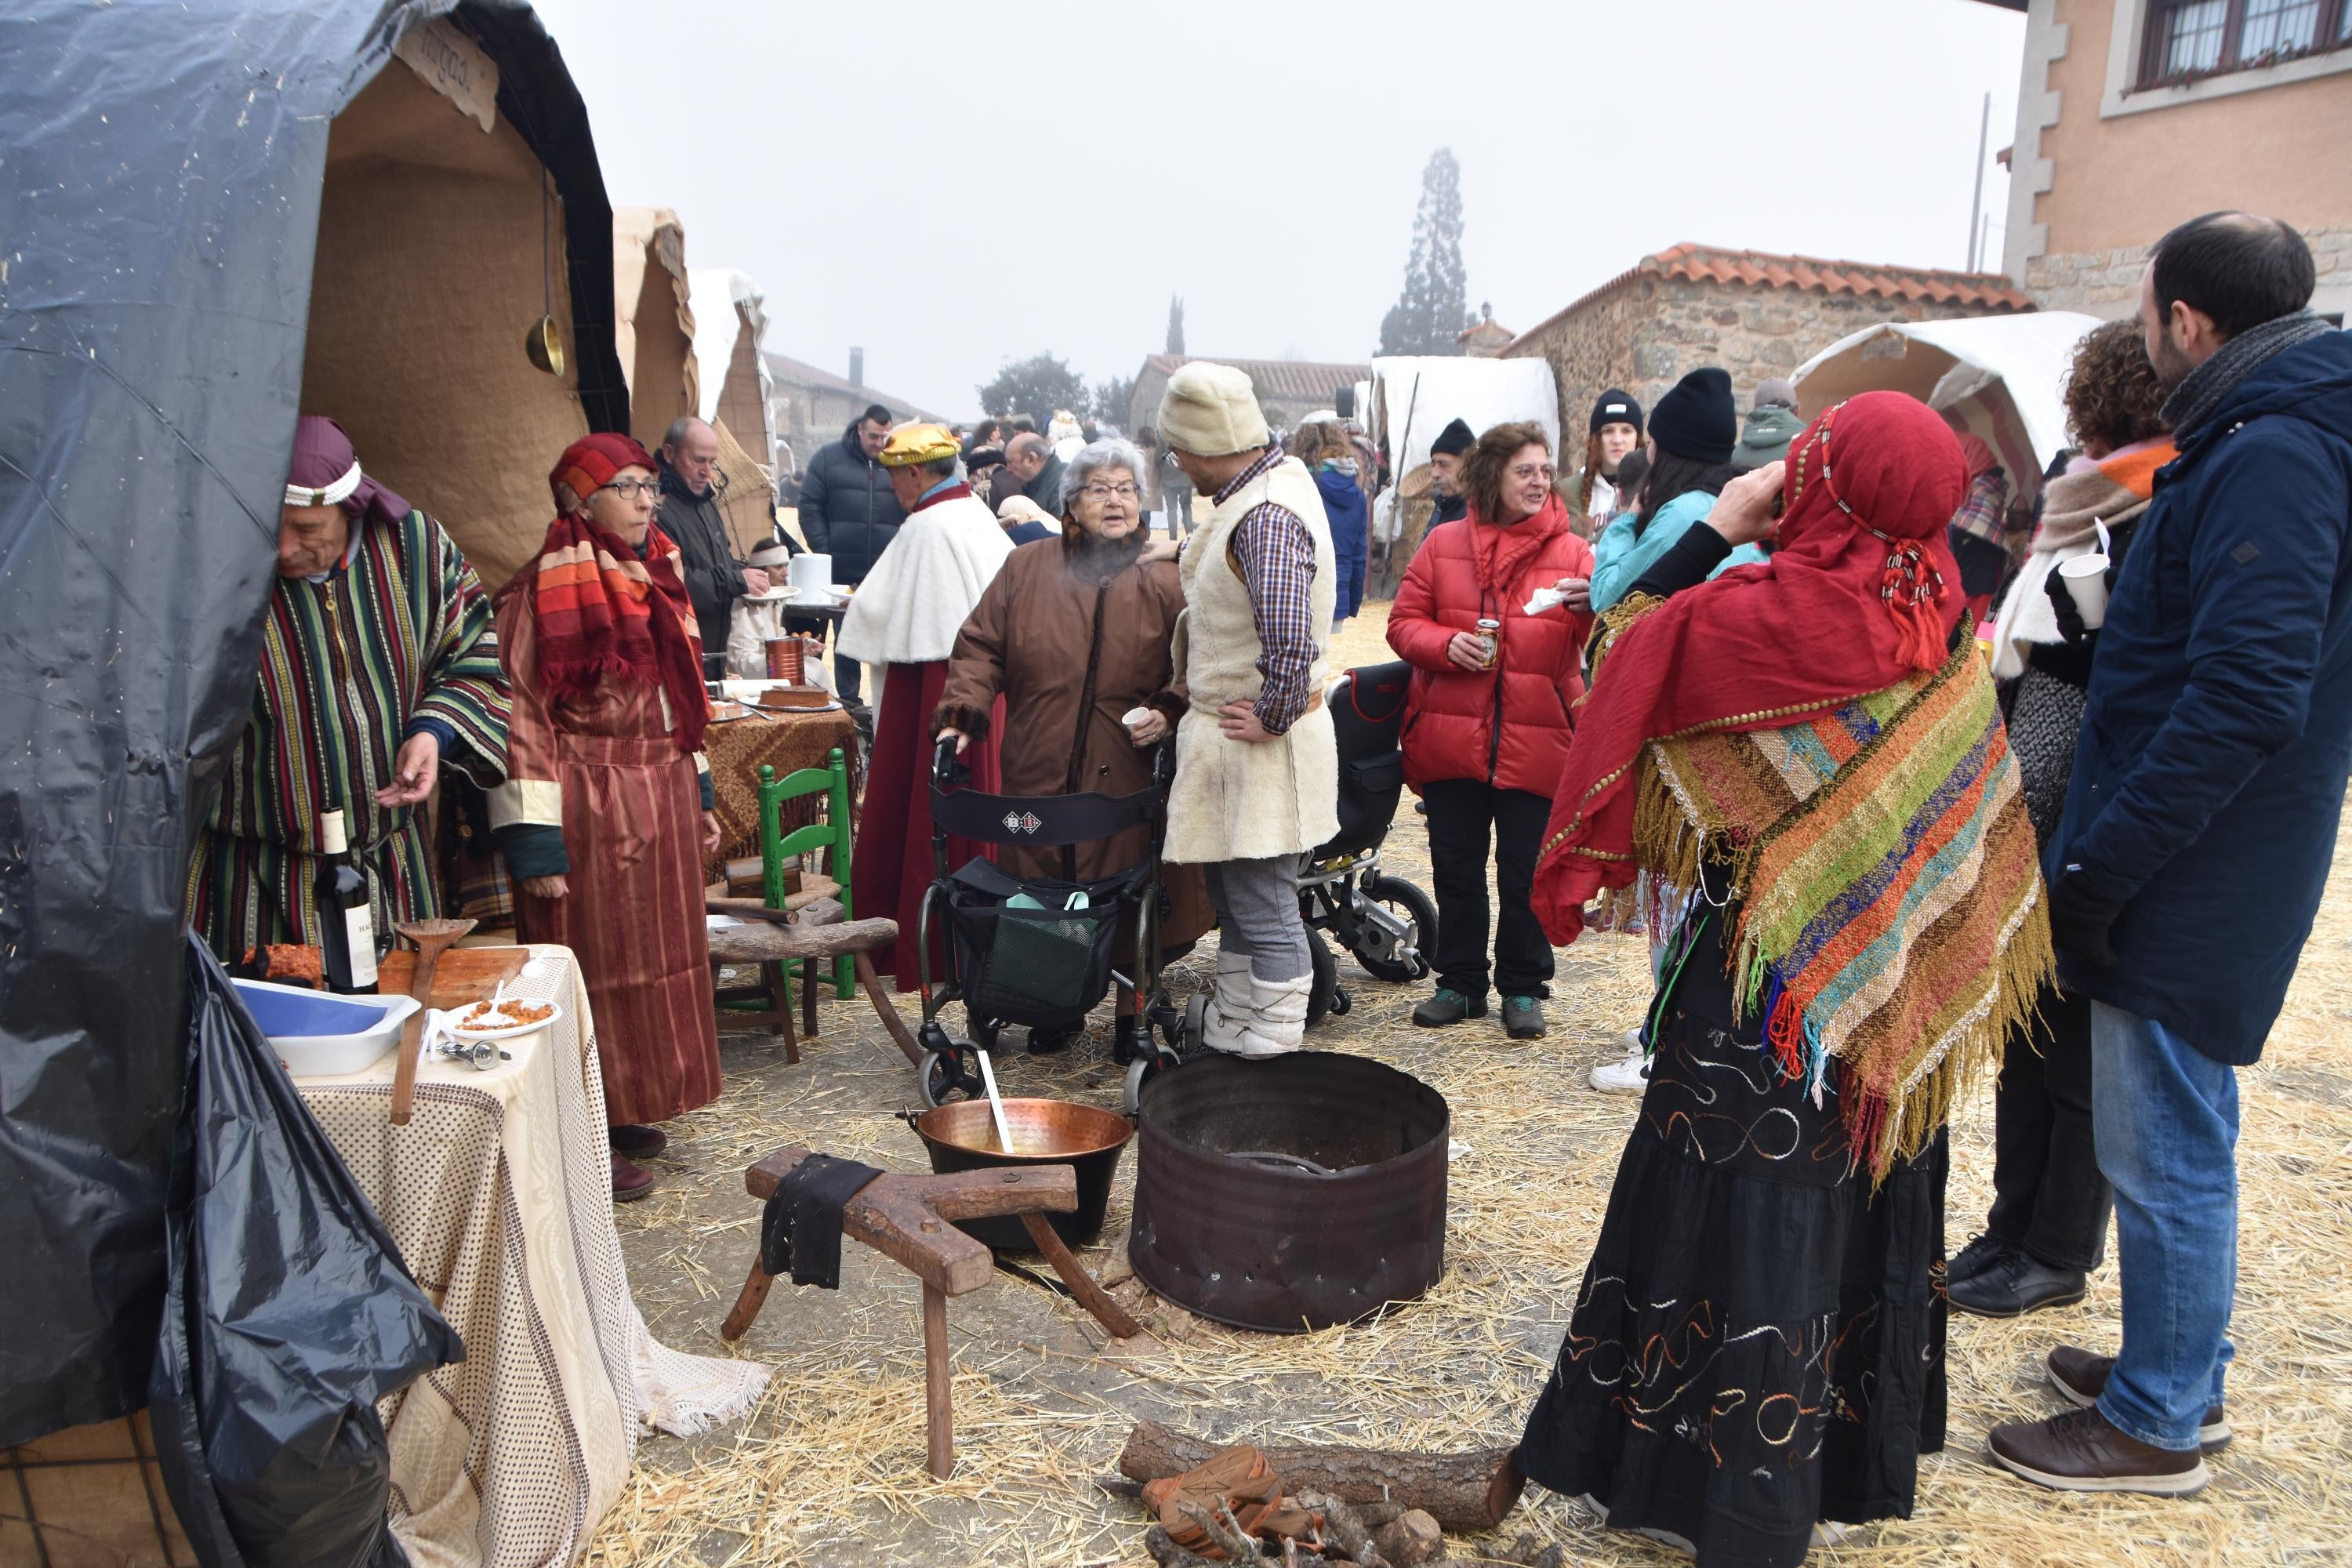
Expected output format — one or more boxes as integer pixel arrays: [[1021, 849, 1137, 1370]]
[[1157, 363, 1340, 1057]]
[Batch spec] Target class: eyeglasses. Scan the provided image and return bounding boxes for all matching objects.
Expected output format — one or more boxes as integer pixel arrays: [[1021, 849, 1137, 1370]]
[[1080, 482, 1139, 501], [599, 478, 660, 499], [1509, 464, 1557, 482]]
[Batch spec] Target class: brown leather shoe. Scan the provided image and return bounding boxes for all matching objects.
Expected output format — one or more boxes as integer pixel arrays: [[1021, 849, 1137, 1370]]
[[2048, 1345, 2232, 1450], [608, 1123, 668, 1160], [611, 1150, 657, 1202], [1988, 1406, 2208, 1495]]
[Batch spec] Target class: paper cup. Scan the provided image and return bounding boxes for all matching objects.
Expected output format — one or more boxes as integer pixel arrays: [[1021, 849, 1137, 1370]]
[[1121, 706, 1152, 735], [2059, 554, 2111, 630]]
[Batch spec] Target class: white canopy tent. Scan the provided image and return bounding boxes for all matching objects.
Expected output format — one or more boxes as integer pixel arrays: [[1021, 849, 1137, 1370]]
[[684, 266, 785, 554], [1794, 311, 2106, 506], [1365, 357, 1559, 544]]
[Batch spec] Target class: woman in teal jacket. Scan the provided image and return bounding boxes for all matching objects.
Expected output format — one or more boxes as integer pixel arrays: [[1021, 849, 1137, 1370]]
[[1588, 368, 1762, 611]]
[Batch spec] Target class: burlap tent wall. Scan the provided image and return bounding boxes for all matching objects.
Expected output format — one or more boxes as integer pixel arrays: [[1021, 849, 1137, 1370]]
[[686, 267, 782, 555], [299, 32, 619, 591], [612, 205, 697, 452]]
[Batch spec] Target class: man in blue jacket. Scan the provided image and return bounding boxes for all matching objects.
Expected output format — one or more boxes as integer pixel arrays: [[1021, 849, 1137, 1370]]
[[1992, 213, 2352, 1497], [796, 403, 904, 706]]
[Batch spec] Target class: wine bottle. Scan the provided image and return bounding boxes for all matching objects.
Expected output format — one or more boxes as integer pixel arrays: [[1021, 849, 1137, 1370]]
[[317, 807, 379, 994]]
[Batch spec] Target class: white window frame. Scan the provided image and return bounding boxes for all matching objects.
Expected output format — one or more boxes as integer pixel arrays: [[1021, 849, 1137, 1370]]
[[2103, 0, 2352, 118]]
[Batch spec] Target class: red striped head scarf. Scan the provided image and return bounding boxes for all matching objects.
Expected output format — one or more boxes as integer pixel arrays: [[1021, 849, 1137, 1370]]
[[528, 433, 706, 753], [1531, 391, 1967, 942]]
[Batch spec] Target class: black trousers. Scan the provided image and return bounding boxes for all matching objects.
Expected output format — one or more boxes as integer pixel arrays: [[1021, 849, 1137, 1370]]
[[1421, 779, 1553, 1001], [1985, 981, 2111, 1272]]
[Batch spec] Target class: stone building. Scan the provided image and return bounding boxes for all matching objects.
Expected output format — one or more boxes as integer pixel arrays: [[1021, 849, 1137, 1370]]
[[1128, 354, 1371, 436], [1975, 0, 2352, 319], [764, 350, 950, 495], [1501, 243, 2033, 441]]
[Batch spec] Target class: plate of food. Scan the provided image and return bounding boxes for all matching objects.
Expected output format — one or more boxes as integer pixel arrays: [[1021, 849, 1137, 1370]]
[[450, 996, 564, 1041]]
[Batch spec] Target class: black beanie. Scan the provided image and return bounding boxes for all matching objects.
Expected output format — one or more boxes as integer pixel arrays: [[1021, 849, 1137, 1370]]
[[1588, 388, 1644, 437], [1429, 417, 1475, 459], [1646, 368, 1737, 463]]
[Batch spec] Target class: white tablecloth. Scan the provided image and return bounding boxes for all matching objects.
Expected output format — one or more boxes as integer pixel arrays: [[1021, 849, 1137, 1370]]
[[296, 946, 767, 1568]]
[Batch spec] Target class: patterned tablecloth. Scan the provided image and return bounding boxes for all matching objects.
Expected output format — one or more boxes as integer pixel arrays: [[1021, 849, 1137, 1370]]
[[295, 946, 768, 1568], [702, 705, 860, 877]]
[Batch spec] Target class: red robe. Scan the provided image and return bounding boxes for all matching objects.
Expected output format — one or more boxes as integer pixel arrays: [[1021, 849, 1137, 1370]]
[[851, 662, 1003, 990]]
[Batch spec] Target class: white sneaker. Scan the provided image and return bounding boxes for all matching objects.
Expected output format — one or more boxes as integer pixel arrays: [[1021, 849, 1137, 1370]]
[[1589, 1030, 1650, 1095]]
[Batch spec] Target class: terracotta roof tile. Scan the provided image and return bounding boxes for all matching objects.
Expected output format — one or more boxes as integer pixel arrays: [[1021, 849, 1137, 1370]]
[[1142, 354, 1370, 404], [1504, 243, 2031, 352]]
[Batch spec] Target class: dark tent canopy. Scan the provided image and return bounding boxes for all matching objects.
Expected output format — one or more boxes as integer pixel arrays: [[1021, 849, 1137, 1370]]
[[0, 0, 626, 1446]]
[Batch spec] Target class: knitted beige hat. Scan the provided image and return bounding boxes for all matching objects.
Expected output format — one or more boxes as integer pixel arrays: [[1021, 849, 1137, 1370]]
[[1156, 362, 1269, 457]]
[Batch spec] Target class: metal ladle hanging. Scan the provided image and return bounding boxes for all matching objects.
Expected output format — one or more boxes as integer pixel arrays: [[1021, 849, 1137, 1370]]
[[524, 165, 564, 376]]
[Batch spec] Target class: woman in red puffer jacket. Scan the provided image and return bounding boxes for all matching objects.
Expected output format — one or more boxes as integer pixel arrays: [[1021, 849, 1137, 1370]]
[[1388, 420, 1595, 1040]]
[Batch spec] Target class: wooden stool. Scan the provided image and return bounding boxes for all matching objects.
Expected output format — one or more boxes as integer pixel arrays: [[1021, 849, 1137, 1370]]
[[720, 1145, 1140, 1479], [706, 898, 923, 1069]]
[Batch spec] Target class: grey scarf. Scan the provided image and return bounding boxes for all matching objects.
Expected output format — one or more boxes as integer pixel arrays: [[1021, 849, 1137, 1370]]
[[2159, 308, 2332, 438]]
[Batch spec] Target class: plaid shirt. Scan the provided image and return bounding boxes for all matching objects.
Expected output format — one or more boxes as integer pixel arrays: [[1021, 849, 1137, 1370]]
[[1210, 444, 1319, 735], [1947, 468, 2013, 551]]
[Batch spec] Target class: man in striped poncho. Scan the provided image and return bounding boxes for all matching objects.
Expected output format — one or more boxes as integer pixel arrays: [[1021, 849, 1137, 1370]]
[[187, 416, 512, 962]]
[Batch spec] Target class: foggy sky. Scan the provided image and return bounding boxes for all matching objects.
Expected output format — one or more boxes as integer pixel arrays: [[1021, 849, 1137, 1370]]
[[533, 0, 2025, 419]]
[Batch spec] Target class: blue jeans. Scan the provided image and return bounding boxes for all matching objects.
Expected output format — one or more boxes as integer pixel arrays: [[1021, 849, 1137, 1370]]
[[2090, 999, 2239, 1451]]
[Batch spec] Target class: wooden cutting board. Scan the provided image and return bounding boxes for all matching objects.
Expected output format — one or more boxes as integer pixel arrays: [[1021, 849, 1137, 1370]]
[[377, 946, 530, 1006]]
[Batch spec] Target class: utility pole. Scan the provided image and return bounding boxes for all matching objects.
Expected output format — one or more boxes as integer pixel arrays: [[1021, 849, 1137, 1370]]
[[1967, 90, 1991, 271]]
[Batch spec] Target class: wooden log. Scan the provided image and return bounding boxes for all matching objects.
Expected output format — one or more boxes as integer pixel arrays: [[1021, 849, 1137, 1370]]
[[1296, 1490, 1383, 1566], [1371, 1509, 1446, 1566], [1118, 1421, 1523, 1534], [922, 1282, 953, 1479], [705, 914, 895, 964], [741, 1147, 1076, 1295], [1018, 1211, 1142, 1339]]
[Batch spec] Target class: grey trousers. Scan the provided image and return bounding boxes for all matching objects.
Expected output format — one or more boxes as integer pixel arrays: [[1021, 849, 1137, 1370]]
[[1203, 856, 1309, 983]]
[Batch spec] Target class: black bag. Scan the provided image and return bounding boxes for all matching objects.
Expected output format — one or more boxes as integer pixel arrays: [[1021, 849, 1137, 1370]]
[[943, 858, 1137, 1029], [148, 941, 463, 1568]]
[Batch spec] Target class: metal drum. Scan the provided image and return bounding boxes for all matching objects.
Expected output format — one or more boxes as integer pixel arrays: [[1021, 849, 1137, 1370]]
[[1127, 1052, 1448, 1332]]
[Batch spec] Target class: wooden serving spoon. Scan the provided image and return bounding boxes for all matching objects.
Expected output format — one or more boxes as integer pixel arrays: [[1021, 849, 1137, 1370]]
[[389, 917, 476, 1124]]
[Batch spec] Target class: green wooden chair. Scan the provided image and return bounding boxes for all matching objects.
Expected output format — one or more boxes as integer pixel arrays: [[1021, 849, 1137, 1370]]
[[710, 747, 857, 1059]]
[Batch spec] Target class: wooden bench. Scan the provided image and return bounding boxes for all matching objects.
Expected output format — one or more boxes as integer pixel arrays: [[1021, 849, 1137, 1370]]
[[720, 1145, 1139, 1478], [705, 898, 924, 1069]]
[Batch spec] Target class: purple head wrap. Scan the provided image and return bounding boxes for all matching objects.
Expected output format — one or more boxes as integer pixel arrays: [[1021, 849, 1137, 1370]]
[[285, 416, 409, 528]]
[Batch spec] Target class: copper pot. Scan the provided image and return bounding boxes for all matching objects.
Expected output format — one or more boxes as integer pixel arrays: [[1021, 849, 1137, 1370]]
[[904, 1097, 1132, 1251]]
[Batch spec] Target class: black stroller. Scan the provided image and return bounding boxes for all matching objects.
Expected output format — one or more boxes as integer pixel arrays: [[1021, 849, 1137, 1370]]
[[1295, 659, 1438, 1023], [1119, 660, 1438, 1109], [915, 737, 1180, 1107]]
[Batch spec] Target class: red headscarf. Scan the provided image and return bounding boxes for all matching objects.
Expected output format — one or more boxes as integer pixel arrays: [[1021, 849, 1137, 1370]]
[[1530, 391, 1968, 942], [525, 433, 706, 753], [1955, 432, 2000, 481]]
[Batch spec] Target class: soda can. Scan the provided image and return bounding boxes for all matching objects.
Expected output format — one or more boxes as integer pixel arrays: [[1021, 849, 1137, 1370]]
[[1475, 618, 1501, 668]]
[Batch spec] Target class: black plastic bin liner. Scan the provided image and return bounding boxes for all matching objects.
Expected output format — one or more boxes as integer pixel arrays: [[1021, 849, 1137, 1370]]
[[149, 941, 463, 1568]]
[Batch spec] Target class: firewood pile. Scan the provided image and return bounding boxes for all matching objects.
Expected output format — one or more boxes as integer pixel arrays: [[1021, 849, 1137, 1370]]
[[1104, 1419, 1530, 1567]]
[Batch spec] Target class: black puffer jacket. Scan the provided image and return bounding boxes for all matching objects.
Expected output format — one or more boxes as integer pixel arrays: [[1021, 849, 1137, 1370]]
[[797, 423, 905, 584]]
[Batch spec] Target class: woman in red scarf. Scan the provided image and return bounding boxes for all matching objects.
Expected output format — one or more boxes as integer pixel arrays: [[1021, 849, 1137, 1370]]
[[492, 434, 723, 1201], [1387, 421, 1594, 1040], [1516, 393, 2052, 1565]]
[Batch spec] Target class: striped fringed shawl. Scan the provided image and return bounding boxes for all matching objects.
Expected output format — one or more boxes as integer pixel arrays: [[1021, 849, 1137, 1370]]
[[1632, 633, 2053, 1181]]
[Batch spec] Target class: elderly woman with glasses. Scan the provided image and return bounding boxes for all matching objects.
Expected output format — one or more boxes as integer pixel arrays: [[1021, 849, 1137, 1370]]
[[934, 438, 1214, 1057], [494, 434, 724, 1202]]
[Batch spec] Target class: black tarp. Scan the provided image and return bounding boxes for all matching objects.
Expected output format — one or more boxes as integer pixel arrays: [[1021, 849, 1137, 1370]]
[[0, 0, 626, 1448]]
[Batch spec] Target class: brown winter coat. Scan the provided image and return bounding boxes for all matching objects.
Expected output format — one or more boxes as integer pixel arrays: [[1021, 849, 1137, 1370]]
[[933, 531, 1213, 946]]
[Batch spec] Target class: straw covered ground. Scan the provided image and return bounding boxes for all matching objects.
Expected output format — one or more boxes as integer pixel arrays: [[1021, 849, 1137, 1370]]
[[588, 605, 2352, 1568]]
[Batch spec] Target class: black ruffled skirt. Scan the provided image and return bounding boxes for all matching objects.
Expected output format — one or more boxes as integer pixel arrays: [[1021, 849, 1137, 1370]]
[[1517, 903, 1947, 1568]]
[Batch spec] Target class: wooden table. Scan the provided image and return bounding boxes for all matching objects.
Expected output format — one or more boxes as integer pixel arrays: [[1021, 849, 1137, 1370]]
[[293, 945, 769, 1566]]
